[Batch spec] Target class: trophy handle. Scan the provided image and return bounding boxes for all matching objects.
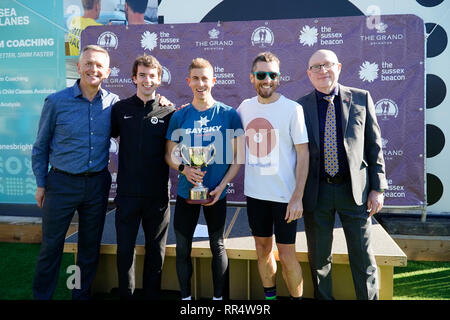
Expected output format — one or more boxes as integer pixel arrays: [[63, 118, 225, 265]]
[[205, 144, 216, 166], [180, 144, 190, 165]]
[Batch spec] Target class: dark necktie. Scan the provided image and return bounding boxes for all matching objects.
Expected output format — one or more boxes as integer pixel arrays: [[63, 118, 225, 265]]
[[323, 95, 339, 177]]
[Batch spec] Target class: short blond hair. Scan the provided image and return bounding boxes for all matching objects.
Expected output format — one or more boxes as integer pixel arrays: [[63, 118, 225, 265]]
[[79, 44, 110, 65], [188, 58, 214, 75], [80, 44, 109, 57]]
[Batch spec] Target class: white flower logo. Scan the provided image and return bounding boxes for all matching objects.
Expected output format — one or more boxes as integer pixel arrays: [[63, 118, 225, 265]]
[[141, 31, 158, 51], [359, 61, 379, 82], [299, 25, 318, 47]]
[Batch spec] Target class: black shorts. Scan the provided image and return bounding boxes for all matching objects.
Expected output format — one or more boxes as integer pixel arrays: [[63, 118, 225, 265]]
[[246, 196, 298, 244]]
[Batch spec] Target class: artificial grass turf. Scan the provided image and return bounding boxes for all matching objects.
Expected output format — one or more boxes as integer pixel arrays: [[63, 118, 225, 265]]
[[0, 242, 74, 300], [393, 261, 450, 300], [1, 242, 449, 300]]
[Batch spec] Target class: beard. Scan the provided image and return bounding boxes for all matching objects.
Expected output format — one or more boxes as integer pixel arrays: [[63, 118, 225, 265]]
[[256, 82, 279, 99]]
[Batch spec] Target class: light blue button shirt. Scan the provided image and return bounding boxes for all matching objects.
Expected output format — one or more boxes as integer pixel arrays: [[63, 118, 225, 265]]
[[32, 80, 119, 187]]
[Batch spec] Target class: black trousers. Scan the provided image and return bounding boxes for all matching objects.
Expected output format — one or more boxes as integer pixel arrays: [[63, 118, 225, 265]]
[[33, 168, 111, 300], [174, 196, 228, 299], [114, 196, 170, 300], [304, 180, 378, 300]]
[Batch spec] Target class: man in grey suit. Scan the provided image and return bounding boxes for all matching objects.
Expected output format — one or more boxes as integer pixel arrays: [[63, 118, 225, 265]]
[[297, 49, 388, 300]]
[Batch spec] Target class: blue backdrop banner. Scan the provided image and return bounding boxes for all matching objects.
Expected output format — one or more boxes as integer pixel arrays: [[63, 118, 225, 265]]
[[0, 0, 66, 203]]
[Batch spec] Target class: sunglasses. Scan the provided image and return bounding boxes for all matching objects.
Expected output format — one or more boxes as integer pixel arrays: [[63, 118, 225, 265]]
[[252, 71, 280, 81]]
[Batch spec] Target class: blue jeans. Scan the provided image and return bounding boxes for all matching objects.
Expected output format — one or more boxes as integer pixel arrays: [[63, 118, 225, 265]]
[[32, 168, 111, 300]]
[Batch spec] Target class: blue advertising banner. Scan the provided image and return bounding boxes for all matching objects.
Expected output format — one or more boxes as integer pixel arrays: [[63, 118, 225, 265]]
[[0, 0, 66, 203]]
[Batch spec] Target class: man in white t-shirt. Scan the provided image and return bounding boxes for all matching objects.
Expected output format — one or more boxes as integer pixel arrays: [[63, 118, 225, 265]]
[[237, 52, 309, 300]]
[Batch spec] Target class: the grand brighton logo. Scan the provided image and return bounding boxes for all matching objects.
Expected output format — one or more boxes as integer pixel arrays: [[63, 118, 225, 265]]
[[97, 31, 118, 49], [196, 27, 233, 51], [209, 28, 220, 39], [362, 16, 404, 45], [141, 31, 158, 51], [251, 26, 274, 47], [375, 22, 388, 33], [103, 66, 132, 87], [359, 61, 379, 83], [110, 66, 120, 77], [299, 25, 318, 47]]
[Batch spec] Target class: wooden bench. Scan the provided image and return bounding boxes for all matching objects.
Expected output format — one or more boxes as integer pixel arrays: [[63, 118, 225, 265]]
[[64, 206, 407, 300]]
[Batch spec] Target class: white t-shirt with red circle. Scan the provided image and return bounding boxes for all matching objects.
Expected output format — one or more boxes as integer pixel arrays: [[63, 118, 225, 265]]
[[237, 95, 308, 203]]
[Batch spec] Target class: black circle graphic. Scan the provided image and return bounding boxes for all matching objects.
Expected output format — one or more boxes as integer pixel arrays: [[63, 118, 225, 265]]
[[416, 0, 444, 7], [426, 124, 445, 157], [426, 74, 447, 109], [201, 0, 364, 22], [425, 23, 448, 57], [427, 173, 443, 206]]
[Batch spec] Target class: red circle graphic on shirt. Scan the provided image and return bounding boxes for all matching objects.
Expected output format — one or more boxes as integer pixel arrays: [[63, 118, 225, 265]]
[[245, 117, 277, 158]]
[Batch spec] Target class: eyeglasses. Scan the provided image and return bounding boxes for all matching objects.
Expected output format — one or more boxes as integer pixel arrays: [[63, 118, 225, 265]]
[[252, 71, 280, 81], [308, 62, 336, 73]]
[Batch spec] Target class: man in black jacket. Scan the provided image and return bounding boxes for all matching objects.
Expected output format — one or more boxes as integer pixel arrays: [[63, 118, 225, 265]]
[[297, 49, 387, 300], [111, 55, 175, 300]]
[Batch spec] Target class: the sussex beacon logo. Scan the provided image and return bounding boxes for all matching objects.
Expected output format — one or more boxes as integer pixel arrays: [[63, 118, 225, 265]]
[[359, 61, 379, 83], [141, 31, 158, 51], [299, 25, 318, 47]]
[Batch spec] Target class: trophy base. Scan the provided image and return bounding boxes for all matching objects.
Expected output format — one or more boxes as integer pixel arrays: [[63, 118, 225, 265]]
[[188, 184, 211, 205], [185, 197, 214, 205]]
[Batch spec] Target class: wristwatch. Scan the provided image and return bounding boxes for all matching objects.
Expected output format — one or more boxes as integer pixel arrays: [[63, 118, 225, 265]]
[[178, 164, 185, 174]]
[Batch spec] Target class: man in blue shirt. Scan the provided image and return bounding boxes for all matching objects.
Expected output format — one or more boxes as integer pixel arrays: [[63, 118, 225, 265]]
[[165, 58, 243, 300], [31, 45, 119, 300]]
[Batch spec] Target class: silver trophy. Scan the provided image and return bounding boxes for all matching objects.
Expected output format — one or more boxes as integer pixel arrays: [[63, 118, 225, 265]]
[[180, 144, 216, 204]]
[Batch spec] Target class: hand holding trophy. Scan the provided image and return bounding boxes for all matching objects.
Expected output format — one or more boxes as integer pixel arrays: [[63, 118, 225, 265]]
[[180, 144, 216, 204]]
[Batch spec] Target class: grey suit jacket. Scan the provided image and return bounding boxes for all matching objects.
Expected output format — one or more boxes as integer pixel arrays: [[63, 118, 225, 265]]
[[297, 84, 388, 211]]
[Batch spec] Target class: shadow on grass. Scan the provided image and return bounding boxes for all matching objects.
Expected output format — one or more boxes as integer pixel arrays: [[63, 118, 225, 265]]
[[394, 261, 450, 300]]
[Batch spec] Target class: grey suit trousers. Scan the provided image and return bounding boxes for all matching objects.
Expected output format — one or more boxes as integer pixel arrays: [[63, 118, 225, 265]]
[[303, 180, 379, 300]]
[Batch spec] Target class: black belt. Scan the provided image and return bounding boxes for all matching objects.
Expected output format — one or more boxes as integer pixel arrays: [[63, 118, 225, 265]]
[[51, 167, 105, 177], [321, 173, 349, 184]]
